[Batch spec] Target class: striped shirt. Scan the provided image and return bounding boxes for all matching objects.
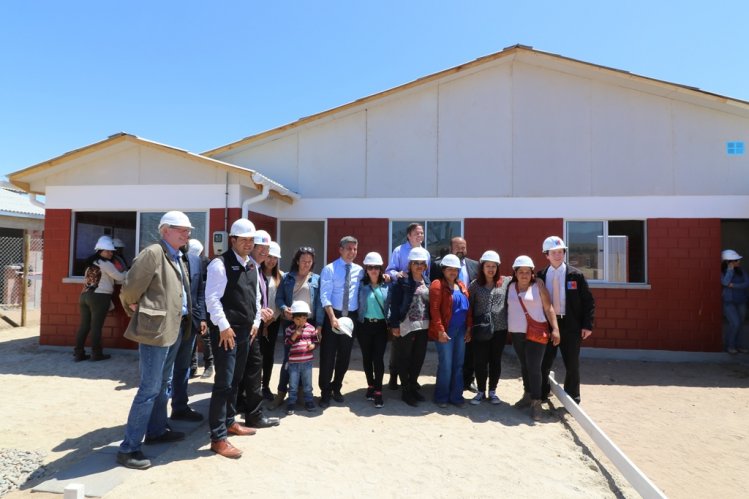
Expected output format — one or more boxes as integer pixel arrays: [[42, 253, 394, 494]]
[[285, 323, 319, 363]]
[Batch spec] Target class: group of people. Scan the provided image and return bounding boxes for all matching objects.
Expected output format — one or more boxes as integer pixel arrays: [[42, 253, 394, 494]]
[[75, 213, 595, 469]]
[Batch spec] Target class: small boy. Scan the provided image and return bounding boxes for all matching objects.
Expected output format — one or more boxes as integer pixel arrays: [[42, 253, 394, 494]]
[[285, 301, 319, 415]]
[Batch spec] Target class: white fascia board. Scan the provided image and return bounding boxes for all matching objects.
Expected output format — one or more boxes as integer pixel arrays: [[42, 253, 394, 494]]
[[274, 196, 749, 219], [45, 185, 242, 210]]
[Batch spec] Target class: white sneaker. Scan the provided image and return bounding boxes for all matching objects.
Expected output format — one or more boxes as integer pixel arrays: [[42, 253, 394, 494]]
[[488, 391, 501, 405], [470, 392, 485, 405]]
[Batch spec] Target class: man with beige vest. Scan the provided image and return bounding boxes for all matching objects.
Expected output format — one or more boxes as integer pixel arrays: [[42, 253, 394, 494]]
[[116, 211, 193, 470]]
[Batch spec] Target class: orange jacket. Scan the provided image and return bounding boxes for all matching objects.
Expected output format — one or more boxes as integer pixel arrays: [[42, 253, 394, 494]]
[[428, 278, 472, 340]]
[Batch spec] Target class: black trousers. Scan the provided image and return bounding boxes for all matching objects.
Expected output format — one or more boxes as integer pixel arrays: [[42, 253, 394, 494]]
[[208, 330, 249, 441], [394, 329, 428, 391], [463, 339, 475, 388], [472, 330, 508, 393], [260, 319, 281, 389], [511, 333, 546, 401], [318, 309, 357, 398], [356, 319, 388, 390], [541, 316, 582, 403], [237, 334, 264, 419]]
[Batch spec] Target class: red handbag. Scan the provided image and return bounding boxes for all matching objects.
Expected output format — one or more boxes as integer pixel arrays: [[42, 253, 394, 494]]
[[515, 283, 550, 344]]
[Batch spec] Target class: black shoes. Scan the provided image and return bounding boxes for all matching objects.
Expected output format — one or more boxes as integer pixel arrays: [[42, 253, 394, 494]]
[[262, 387, 275, 401], [143, 429, 185, 444], [201, 365, 214, 379], [246, 415, 280, 428], [116, 450, 151, 470], [411, 389, 425, 402], [319, 397, 330, 409], [170, 407, 204, 422], [388, 375, 399, 390], [332, 391, 345, 403], [73, 349, 90, 362], [304, 401, 316, 412], [402, 390, 418, 407]]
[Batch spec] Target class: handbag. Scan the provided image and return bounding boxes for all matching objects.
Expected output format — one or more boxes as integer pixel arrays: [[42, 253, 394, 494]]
[[471, 287, 496, 342], [515, 283, 550, 344]]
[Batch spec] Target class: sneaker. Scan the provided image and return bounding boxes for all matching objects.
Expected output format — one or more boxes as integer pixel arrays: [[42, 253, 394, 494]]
[[728, 347, 738, 354], [470, 392, 485, 405], [170, 407, 204, 422], [201, 365, 214, 379], [739, 348, 749, 354], [436, 402, 448, 409], [374, 391, 384, 408], [116, 450, 151, 470], [286, 404, 295, 416], [488, 391, 501, 405], [365, 386, 375, 401], [143, 429, 185, 445], [304, 401, 316, 412]]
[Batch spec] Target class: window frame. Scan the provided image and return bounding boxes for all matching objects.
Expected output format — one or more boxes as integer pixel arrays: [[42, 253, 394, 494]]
[[388, 219, 464, 260], [565, 218, 649, 288]]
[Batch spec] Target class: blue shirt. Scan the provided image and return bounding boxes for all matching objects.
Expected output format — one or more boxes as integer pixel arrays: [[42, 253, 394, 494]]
[[448, 288, 469, 328], [385, 242, 430, 280], [162, 239, 188, 316], [320, 258, 363, 311]]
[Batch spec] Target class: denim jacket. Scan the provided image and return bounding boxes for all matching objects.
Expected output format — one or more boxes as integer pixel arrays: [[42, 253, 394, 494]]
[[721, 267, 749, 304], [275, 271, 325, 328], [388, 273, 431, 328], [357, 281, 391, 323]]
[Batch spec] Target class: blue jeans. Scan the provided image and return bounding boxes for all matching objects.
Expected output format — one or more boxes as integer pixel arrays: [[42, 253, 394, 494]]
[[119, 332, 182, 453], [287, 360, 314, 404], [723, 302, 747, 350], [434, 324, 466, 404], [171, 327, 195, 413]]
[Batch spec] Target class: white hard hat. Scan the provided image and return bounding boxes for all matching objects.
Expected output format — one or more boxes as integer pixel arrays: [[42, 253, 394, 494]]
[[289, 300, 311, 315], [159, 211, 194, 229], [94, 235, 115, 251], [722, 249, 742, 261], [512, 255, 535, 270], [480, 250, 501, 264], [229, 218, 256, 238], [188, 239, 204, 256], [112, 238, 125, 249], [253, 230, 271, 245], [268, 241, 282, 258], [408, 247, 430, 261], [333, 316, 354, 337], [363, 252, 384, 266], [440, 253, 462, 269], [542, 236, 567, 253]]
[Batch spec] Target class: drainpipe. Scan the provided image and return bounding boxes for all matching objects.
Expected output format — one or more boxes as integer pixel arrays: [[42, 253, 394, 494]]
[[241, 181, 270, 219], [29, 193, 45, 209]]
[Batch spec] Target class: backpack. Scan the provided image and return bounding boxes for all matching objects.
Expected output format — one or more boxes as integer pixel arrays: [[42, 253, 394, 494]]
[[83, 264, 102, 292]]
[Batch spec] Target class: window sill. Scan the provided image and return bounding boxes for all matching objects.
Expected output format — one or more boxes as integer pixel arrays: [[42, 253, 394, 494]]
[[588, 282, 651, 290], [62, 277, 85, 284]]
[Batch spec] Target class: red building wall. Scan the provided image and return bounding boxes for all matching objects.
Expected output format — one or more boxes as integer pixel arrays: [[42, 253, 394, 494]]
[[39, 212, 723, 352]]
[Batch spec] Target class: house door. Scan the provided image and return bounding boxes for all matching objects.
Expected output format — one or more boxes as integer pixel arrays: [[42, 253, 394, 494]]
[[721, 219, 749, 349], [278, 221, 326, 273]]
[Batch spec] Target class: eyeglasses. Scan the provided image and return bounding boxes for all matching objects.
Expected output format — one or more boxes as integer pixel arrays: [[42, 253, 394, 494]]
[[411, 261, 427, 266], [169, 225, 191, 234], [366, 265, 381, 271], [298, 246, 315, 254]]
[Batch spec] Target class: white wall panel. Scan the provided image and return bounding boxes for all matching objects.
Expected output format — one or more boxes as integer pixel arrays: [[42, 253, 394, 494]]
[[438, 65, 513, 196], [217, 134, 299, 192], [366, 87, 438, 197], [512, 63, 593, 196], [298, 111, 366, 197], [46, 184, 241, 210], [591, 84, 674, 195]]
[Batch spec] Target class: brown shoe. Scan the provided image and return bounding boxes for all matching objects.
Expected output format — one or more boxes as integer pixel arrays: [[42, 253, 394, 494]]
[[530, 400, 543, 422], [228, 422, 257, 436], [210, 439, 242, 459]]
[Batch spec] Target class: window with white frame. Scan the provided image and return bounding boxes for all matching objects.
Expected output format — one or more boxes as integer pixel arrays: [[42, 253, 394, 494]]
[[566, 220, 646, 283], [390, 220, 463, 260], [71, 211, 207, 276]]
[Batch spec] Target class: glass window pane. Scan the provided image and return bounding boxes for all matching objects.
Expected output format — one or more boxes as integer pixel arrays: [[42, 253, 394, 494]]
[[609, 220, 646, 283], [72, 212, 136, 275], [139, 212, 207, 252], [567, 221, 603, 281], [425, 221, 461, 259], [390, 221, 425, 254]]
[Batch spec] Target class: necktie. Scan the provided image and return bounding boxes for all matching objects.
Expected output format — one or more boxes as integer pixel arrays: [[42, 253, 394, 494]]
[[258, 272, 268, 307], [552, 272, 562, 316], [341, 263, 351, 317]]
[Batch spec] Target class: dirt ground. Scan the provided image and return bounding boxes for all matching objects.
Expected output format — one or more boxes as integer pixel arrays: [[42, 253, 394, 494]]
[[1, 325, 747, 498]]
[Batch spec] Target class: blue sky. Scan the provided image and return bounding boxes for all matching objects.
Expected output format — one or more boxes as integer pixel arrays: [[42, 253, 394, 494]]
[[2, 1, 747, 176]]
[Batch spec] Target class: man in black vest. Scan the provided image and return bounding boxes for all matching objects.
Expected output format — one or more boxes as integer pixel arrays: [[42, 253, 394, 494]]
[[537, 236, 595, 405], [205, 218, 262, 459]]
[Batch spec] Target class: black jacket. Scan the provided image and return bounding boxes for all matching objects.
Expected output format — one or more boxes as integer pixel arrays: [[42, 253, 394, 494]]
[[388, 273, 431, 328], [536, 265, 595, 331], [430, 256, 479, 284]]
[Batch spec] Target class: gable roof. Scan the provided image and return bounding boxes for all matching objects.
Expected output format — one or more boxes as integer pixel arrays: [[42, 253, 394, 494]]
[[0, 184, 44, 218], [8, 133, 297, 203], [203, 44, 749, 157]]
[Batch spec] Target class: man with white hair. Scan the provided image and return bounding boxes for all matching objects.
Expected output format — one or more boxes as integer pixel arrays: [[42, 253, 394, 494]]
[[116, 211, 194, 470]]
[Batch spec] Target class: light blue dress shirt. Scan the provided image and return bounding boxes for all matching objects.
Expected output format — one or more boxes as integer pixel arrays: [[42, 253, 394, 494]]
[[320, 257, 363, 311]]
